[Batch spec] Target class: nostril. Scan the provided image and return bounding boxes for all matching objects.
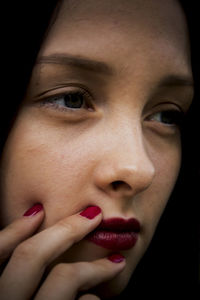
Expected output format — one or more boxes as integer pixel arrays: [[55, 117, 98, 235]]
[[112, 180, 132, 191]]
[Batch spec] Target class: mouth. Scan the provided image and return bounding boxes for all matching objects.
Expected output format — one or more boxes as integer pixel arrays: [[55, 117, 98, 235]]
[[86, 217, 141, 251]]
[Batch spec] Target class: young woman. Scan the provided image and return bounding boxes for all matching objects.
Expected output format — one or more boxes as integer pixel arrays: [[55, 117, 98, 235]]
[[0, 0, 199, 299]]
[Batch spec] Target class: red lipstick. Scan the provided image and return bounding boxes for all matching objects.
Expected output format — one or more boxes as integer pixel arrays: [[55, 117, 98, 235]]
[[86, 218, 141, 250]]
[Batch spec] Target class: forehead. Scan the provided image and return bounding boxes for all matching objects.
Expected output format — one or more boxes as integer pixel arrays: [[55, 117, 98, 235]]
[[48, 0, 188, 44], [40, 0, 191, 77]]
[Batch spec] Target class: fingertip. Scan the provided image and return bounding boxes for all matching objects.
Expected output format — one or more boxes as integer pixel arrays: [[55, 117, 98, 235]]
[[79, 206, 102, 220], [23, 203, 44, 217], [107, 253, 125, 264]]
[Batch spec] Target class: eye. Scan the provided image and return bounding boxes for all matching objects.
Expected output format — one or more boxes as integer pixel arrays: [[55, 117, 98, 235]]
[[55, 92, 84, 109], [39, 90, 93, 113], [148, 110, 185, 127]]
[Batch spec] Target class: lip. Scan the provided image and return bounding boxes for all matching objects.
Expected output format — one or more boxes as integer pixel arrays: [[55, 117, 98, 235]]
[[86, 218, 141, 251]]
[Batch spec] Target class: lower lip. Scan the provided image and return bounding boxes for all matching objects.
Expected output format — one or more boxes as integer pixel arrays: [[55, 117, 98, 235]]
[[86, 230, 138, 250]]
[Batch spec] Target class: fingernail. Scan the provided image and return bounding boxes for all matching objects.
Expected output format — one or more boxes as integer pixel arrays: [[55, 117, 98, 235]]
[[108, 253, 125, 263], [23, 203, 43, 217], [80, 206, 101, 220]]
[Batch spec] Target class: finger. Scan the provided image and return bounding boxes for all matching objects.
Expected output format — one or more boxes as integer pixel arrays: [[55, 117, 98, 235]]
[[0, 206, 102, 300], [78, 294, 100, 300], [0, 203, 44, 264], [34, 255, 125, 300]]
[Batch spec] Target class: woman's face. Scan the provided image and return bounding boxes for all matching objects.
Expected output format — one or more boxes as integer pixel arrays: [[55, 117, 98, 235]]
[[0, 0, 194, 297]]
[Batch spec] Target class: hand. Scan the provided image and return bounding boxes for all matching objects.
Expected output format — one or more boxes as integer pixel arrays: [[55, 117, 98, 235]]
[[0, 204, 125, 299]]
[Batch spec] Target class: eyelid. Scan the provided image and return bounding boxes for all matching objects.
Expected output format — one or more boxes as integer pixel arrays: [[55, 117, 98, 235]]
[[143, 100, 186, 133], [148, 109, 184, 122], [35, 85, 95, 111], [150, 101, 185, 113], [144, 102, 180, 119], [34, 82, 94, 101]]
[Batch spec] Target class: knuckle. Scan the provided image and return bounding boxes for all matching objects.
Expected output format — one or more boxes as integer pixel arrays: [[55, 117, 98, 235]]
[[57, 219, 74, 233], [76, 260, 115, 291], [12, 241, 35, 262], [75, 261, 90, 272], [56, 220, 80, 243], [51, 263, 77, 280]]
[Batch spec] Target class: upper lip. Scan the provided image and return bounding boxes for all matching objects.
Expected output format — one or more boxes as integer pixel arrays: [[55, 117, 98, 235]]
[[96, 217, 141, 233]]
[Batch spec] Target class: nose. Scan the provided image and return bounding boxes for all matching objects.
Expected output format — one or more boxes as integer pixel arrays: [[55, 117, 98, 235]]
[[93, 125, 155, 199]]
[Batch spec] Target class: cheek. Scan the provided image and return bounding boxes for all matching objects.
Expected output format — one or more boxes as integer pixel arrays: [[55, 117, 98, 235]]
[[0, 115, 94, 226]]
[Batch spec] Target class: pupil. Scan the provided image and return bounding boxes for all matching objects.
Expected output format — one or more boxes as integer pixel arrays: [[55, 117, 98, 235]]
[[162, 111, 173, 124], [64, 94, 83, 108], [162, 111, 177, 124]]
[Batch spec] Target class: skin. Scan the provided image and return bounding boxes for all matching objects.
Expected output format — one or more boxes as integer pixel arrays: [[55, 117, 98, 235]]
[[0, 0, 194, 299]]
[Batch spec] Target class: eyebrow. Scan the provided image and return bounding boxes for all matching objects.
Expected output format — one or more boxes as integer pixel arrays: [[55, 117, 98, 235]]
[[158, 74, 194, 88], [37, 53, 194, 88], [36, 53, 114, 76]]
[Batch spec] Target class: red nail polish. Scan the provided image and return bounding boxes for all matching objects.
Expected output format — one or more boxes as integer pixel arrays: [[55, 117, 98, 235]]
[[80, 206, 101, 219], [108, 253, 125, 263], [23, 203, 43, 217]]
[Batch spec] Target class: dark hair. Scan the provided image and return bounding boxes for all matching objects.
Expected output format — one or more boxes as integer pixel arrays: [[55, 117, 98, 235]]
[[0, 1, 59, 152], [1, 1, 199, 298]]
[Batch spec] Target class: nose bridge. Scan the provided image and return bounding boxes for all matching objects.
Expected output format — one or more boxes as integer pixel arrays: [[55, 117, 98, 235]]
[[94, 119, 155, 196]]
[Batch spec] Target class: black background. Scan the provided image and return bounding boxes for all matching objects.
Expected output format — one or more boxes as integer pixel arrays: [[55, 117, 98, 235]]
[[1, 1, 199, 299]]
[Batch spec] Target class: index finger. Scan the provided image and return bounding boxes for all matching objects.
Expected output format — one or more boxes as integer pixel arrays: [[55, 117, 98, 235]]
[[0, 206, 102, 300]]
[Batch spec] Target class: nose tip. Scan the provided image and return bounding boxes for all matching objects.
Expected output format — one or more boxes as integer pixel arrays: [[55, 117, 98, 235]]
[[94, 158, 155, 199], [113, 164, 155, 195], [111, 180, 136, 198]]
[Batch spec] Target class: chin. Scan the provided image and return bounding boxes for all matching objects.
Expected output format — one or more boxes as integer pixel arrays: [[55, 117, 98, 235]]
[[87, 267, 131, 300], [87, 275, 128, 300]]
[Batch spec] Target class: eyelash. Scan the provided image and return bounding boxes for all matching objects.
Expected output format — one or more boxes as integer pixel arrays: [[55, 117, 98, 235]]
[[146, 109, 185, 128], [39, 90, 185, 128], [40, 90, 93, 113]]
